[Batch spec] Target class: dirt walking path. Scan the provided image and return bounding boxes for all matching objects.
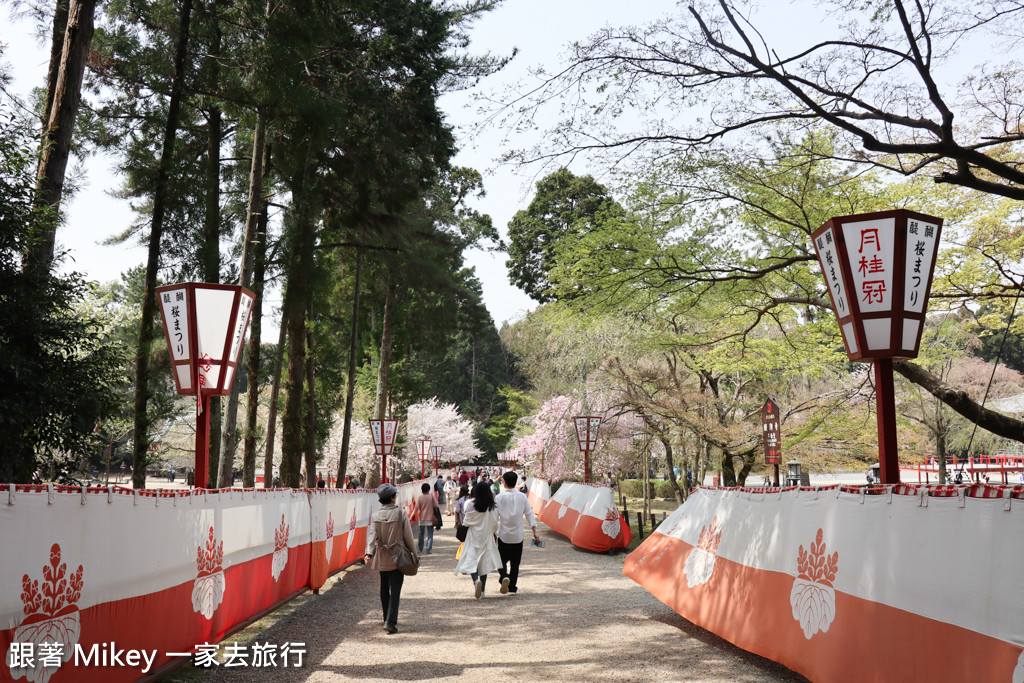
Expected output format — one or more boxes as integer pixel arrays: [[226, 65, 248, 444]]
[[183, 520, 804, 682]]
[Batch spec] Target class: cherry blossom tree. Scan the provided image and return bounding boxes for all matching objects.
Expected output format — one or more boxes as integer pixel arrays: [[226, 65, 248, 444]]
[[404, 397, 481, 474], [511, 393, 641, 482], [323, 416, 375, 483]]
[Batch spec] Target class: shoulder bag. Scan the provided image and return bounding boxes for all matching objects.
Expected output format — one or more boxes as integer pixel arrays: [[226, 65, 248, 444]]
[[375, 510, 420, 576]]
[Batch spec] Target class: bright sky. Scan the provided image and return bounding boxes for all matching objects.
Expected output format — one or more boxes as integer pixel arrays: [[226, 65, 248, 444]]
[[0, 1, 677, 329]]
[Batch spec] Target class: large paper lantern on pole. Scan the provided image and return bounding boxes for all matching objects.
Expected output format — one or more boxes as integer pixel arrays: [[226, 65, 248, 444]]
[[574, 416, 602, 483], [370, 419, 399, 484], [812, 209, 943, 483], [156, 282, 255, 489]]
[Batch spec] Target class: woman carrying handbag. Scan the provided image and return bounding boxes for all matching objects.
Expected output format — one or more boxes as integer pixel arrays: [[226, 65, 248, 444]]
[[365, 483, 419, 634]]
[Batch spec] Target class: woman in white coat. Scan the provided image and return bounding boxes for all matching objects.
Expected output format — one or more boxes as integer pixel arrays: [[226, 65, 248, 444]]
[[455, 482, 502, 598]]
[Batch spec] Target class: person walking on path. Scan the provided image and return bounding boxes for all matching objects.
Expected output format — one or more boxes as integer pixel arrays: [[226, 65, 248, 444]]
[[434, 475, 446, 506], [455, 482, 501, 599], [414, 483, 437, 554], [364, 483, 418, 634], [495, 471, 540, 596], [444, 476, 458, 515]]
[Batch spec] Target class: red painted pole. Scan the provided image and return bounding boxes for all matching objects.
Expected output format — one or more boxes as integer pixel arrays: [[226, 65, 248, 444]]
[[195, 394, 210, 488], [584, 446, 591, 484], [382, 451, 389, 484], [874, 358, 900, 484]]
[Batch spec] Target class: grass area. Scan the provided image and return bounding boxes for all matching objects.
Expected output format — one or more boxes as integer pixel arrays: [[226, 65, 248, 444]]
[[617, 495, 683, 554]]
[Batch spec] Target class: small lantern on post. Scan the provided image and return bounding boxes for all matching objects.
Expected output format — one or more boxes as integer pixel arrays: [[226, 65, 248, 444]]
[[415, 439, 430, 480], [574, 416, 602, 484], [156, 282, 255, 489], [370, 419, 399, 484], [762, 398, 782, 486], [430, 445, 442, 476], [812, 209, 943, 484]]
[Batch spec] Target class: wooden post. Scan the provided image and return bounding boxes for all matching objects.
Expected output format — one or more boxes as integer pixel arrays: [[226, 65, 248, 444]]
[[195, 394, 210, 488], [636, 511, 645, 540], [874, 358, 900, 484]]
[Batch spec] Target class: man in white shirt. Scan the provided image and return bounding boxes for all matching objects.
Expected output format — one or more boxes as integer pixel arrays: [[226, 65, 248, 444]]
[[495, 471, 540, 595]]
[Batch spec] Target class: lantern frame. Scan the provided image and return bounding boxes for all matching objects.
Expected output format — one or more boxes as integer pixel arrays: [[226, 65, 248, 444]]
[[574, 416, 602, 483], [811, 209, 942, 362], [156, 282, 255, 397], [370, 419, 399, 484], [430, 445, 442, 476]]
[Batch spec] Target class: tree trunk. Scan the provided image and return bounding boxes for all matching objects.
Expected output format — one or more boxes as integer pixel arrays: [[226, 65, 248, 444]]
[[337, 246, 363, 484], [242, 195, 269, 488], [29, 0, 96, 271], [42, 0, 71, 130], [263, 322, 286, 488], [659, 435, 684, 503], [204, 103, 224, 488], [280, 142, 315, 488], [367, 282, 396, 488], [222, 115, 267, 486], [131, 0, 193, 489], [303, 318, 316, 486]]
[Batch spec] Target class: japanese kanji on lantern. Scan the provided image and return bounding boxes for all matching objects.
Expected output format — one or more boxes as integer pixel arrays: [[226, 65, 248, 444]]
[[812, 209, 943, 484], [811, 209, 942, 361], [156, 282, 255, 489], [370, 419, 399, 484], [574, 416, 602, 484]]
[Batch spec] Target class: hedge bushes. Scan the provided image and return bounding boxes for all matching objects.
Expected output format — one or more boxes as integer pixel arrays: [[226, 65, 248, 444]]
[[618, 479, 680, 499]]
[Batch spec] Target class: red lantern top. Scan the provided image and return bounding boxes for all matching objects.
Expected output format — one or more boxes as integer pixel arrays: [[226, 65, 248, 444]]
[[812, 209, 942, 361]]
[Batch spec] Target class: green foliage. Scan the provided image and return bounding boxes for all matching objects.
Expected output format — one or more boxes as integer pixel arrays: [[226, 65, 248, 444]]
[[0, 111, 124, 483], [486, 385, 539, 451], [506, 168, 624, 302]]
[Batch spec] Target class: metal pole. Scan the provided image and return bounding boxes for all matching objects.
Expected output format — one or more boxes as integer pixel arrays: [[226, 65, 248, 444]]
[[196, 394, 211, 488], [874, 358, 900, 484]]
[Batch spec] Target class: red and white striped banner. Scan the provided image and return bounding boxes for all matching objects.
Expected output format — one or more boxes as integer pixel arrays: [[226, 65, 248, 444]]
[[524, 478, 550, 518], [537, 482, 631, 552], [624, 486, 1024, 682], [1, 481, 424, 683]]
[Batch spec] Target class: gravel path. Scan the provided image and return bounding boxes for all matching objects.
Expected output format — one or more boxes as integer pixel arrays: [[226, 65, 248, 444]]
[[191, 520, 805, 682]]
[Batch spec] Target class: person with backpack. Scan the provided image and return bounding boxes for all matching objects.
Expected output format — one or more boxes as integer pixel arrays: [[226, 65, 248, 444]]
[[364, 484, 418, 634]]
